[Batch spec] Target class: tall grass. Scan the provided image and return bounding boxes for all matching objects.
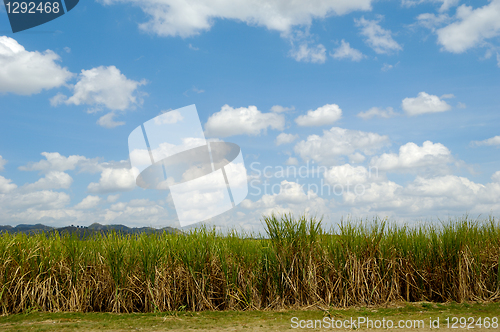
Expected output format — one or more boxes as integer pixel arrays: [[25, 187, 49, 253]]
[[0, 214, 499, 314]]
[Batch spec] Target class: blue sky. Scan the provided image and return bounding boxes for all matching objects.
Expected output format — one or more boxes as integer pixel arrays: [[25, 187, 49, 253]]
[[0, 0, 499, 231]]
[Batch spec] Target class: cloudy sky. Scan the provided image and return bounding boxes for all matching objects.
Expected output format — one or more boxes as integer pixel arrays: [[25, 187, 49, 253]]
[[0, 0, 499, 231]]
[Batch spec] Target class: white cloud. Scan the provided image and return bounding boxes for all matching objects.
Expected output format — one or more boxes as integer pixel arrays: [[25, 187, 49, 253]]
[[205, 105, 285, 137], [23, 171, 73, 191], [337, 172, 500, 216], [97, 112, 126, 128], [53, 65, 146, 111], [285, 157, 299, 166], [370, 141, 454, 173], [0, 176, 17, 194], [103, 199, 168, 226], [1, 191, 71, 210], [471, 136, 500, 147], [381, 63, 393, 71], [457, 102, 466, 109], [98, 0, 372, 37], [357, 107, 397, 119], [438, 0, 460, 12], [154, 110, 183, 124], [74, 195, 101, 209], [295, 104, 342, 127], [19, 152, 98, 173], [289, 43, 327, 64], [342, 180, 402, 208], [416, 13, 450, 30], [276, 133, 299, 146], [88, 168, 137, 193], [355, 16, 402, 54], [241, 180, 329, 217], [406, 175, 483, 198], [0, 36, 73, 95], [402, 92, 452, 116], [436, 1, 500, 53], [492, 171, 500, 183], [331, 40, 365, 61], [324, 164, 374, 186], [440, 93, 455, 99], [271, 105, 294, 113], [402, 0, 459, 12], [107, 194, 120, 203], [349, 152, 366, 163], [192, 86, 204, 93], [0, 155, 6, 171], [294, 127, 389, 164]]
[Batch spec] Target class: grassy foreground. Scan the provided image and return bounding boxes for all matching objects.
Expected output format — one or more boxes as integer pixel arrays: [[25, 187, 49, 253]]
[[0, 302, 499, 331], [0, 214, 499, 314]]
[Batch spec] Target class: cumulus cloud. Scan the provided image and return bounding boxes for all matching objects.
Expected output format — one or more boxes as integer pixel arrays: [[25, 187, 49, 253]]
[[370, 141, 455, 173], [355, 16, 402, 54], [52, 65, 146, 111], [331, 40, 365, 61], [405, 175, 483, 198], [471, 136, 500, 147], [103, 199, 168, 226], [492, 171, 500, 183], [416, 13, 451, 30], [402, 0, 459, 12], [97, 112, 126, 128], [294, 127, 389, 164], [88, 168, 137, 193], [436, 1, 500, 53], [381, 62, 399, 71], [205, 105, 285, 137], [295, 104, 342, 127], [74, 195, 101, 209], [349, 152, 366, 163], [98, 0, 372, 37], [0, 155, 6, 171], [285, 157, 299, 166], [324, 164, 377, 186], [357, 107, 397, 119], [276, 133, 299, 146], [0, 36, 73, 95], [241, 180, 329, 217], [402, 92, 452, 116], [271, 105, 295, 113], [19, 152, 99, 173], [23, 171, 73, 191], [289, 43, 327, 63], [1, 190, 71, 210], [0, 176, 17, 194]]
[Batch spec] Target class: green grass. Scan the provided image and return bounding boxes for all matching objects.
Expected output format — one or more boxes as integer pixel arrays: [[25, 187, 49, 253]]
[[0, 214, 499, 314], [0, 302, 499, 331]]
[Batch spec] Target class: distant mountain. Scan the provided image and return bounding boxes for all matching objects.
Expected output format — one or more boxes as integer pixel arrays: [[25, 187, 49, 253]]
[[0, 223, 180, 237]]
